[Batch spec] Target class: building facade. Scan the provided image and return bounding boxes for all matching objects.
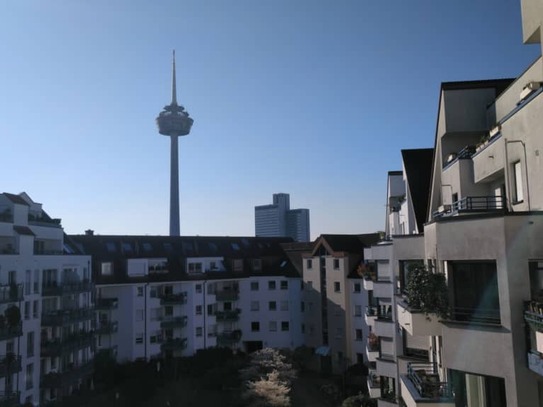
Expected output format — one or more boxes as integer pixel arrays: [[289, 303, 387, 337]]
[[255, 193, 310, 242]]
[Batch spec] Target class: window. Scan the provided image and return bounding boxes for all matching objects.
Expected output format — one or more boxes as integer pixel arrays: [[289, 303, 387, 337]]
[[25, 270, 31, 295], [268, 281, 276, 290], [25, 363, 33, 390], [195, 284, 202, 294], [27, 332, 34, 357], [32, 301, 38, 319], [306, 259, 313, 269], [280, 301, 289, 311], [280, 280, 288, 290], [252, 259, 262, 271], [101, 262, 113, 276], [281, 321, 289, 331], [301, 324, 305, 334], [150, 331, 162, 344], [333, 259, 340, 269], [251, 322, 260, 332], [24, 302, 30, 320], [514, 161, 524, 203], [196, 327, 203, 337], [269, 301, 277, 311], [137, 286, 144, 297], [233, 259, 243, 271], [136, 309, 144, 321], [354, 305, 362, 316], [250, 281, 259, 291], [353, 283, 361, 293], [251, 301, 259, 311], [135, 333, 143, 344], [164, 306, 173, 316], [223, 302, 232, 311], [305, 281, 313, 290], [33, 270, 39, 293], [196, 305, 202, 315], [269, 321, 277, 332], [355, 329, 363, 341], [301, 302, 305, 312], [188, 262, 203, 274], [335, 328, 343, 338], [207, 304, 214, 316], [334, 282, 341, 292]]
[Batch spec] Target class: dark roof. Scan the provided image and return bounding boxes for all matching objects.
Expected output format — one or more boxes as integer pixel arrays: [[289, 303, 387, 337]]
[[401, 149, 434, 232], [388, 171, 402, 176], [70, 235, 298, 284], [441, 78, 514, 97], [13, 226, 34, 236], [3, 193, 29, 206], [281, 242, 313, 275], [312, 233, 381, 256]]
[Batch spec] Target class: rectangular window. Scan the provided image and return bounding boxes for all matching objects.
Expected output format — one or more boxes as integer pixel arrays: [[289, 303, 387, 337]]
[[196, 327, 203, 337], [188, 262, 203, 274], [280, 280, 288, 290], [268, 281, 276, 290], [32, 301, 39, 319], [33, 270, 39, 293], [27, 332, 34, 357], [269, 301, 277, 311], [354, 305, 362, 316], [269, 321, 277, 332], [354, 283, 361, 293], [334, 282, 341, 292], [251, 322, 260, 332], [250, 281, 259, 291], [355, 329, 363, 341], [25, 270, 31, 295], [101, 262, 113, 276], [164, 306, 173, 316], [136, 309, 144, 321], [306, 259, 313, 269], [196, 305, 202, 315], [252, 259, 262, 271], [333, 259, 340, 269], [195, 284, 202, 294], [514, 161, 524, 203], [24, 301, 30, 320], [25, 363, 33, 390], [135, 333, 144, 344], [281, 321, 289, 331], [207, 304, 214, 316], [280, 301, 288, 311], [137, 286, 144, 297], [301, 302, 305, 312], [233, 259, 243, 272], [251, 301, 259, 311]]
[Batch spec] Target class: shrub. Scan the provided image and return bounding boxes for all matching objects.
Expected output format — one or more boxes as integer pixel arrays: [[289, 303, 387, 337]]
[[405, 265, 449, 318]]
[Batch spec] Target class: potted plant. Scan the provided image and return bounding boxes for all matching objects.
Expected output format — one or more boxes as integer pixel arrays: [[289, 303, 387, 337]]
[[405, 265, 449, 319]]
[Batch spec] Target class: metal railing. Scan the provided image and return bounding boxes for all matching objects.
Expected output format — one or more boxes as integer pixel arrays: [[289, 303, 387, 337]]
[[96, 321, 118, 335], [0, 284, 23, 304], [450, 306, 501, 325], [95, 297, 118, 310], [160, 316, 187, 329], [40, 361, 94, 388], [216, 290, 239, 301], [41, 332, 94, 356], [41, 308, 94, 326], [217, 330, 242, 346], [452, 196, 505, 212], [406, 363, 453, 400], [215, 309, 241, 322], [42, 280, 92, 296], [160, 338, 187, 351]]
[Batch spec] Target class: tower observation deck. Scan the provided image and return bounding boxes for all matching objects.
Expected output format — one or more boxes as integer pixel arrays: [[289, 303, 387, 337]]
[[156, 51, 194, 236]]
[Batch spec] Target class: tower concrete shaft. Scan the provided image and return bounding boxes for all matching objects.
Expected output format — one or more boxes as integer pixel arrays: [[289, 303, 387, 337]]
[[156, 50, 194, 236]]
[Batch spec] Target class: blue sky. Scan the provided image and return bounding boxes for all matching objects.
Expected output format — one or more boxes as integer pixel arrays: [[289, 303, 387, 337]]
[[1, 0, 539, 238]]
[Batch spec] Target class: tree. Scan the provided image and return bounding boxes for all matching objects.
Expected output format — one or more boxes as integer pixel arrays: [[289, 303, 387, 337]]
[[405, 265, 449, 318], [341, 393, 377, 407], [243, 371, 291, 407], [241, 348, 296, 384]]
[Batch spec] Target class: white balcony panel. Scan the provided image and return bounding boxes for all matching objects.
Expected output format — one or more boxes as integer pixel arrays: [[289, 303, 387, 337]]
[[373, 280, 393, 299], [366, 347, 378, 363], [397, 303, 441, 337], [537, 332, 543, 354], [528, 351, 543, 377], [365, 312, 376, 329], [363, 278, 374, 291], [472, 136, 504, 184], [374, 319, 394, 338], [376, 357, 397, 378]]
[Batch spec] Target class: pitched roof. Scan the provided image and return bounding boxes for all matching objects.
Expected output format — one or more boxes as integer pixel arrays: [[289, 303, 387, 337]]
[[311, 233, 381, 256], [3, 193, 29, 206], [401, 149, 434, 232]]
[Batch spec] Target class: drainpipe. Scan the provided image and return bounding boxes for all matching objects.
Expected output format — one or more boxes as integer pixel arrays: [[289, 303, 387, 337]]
[[203, 280, 207, 349]]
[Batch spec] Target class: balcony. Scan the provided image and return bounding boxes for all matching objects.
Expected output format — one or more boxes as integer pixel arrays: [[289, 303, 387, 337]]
[[397, 301, 442, 337], [0, 392, 19, 407], [95, 297, 118, 310], [366, 335, 379, 363], [160, 338, 187, 351], [400, 363, 454, 407], [0, 285, 22, 304], [160, 316, 187, 329], [472, 135, 504, 183], [28, 214, 62, 228], [96, 320, 118, 335], [159, 292, 186, 305], [0, 355, 21, 378], [365, 305, 378, 328], [216, 290, 239, 302], [0, 324, 22, 341], [527, 350, 543, 377], [41, 308, 94, 326], [42, 280, 92, 296], [217, 330, 242, 347], [433, 196, 505, 219], [448, 306, 500, 325], [41, 332, 94, 357], [367, 372, 381, 398], [215, 309, 241, 322], [40, 360, 94, 388]]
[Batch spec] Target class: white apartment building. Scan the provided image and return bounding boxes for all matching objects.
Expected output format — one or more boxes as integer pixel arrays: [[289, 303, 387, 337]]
[[0, 192, 93, 406], [71, 235, 305, 362]]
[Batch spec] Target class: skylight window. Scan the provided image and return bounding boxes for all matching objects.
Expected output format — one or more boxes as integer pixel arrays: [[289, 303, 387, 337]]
[[231, 242, 240, 251], [106, 242, 116, 253]]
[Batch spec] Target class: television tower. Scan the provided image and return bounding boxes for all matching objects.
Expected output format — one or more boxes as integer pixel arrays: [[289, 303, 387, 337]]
[[156, 51, 194, 236]]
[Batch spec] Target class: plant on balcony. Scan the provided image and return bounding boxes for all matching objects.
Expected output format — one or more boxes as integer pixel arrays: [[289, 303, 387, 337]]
[[405, 265, 449, 319], [367, 333, 379, 351], [341, 392, 377, 407], [357, 262, 376, 281], [4, 305, 21, 329]]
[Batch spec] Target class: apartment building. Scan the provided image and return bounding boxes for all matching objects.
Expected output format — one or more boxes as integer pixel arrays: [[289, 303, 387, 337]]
[[301, 234, 380, 374], [0, 192, 93, 406], [362, 149, 433, 406], [70, 234, 305, 362]]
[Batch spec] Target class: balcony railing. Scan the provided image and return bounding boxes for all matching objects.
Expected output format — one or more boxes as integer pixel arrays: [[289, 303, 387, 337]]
[[42, 280, 92, 296], [0, 284, 22, 304], [0, 355, 21, 378], [40, 360, 94, 388], [0, 392, 19, 407], [95, 297, 118, 310], [215, 309, 241, 322], [525, 300, 543, 330], [159, 292, 187, 305], [160, 338, 187, 351], [41, 308, 94, 326], [0, 324, 22, 341], [366, 305, 379, 317], [160, 316, 187, 329], [434, 196, 506, 218], [406, 363, 453, 400], [216, 290, 239, 301], [449, 306, 500, 325], [28, 215, 62, 228], [41, 332, 94, 356], [217, 330, 242, 346], [96, 321, 118, 335], [376, 305, 393, 321], [0, 211, 13, 223]]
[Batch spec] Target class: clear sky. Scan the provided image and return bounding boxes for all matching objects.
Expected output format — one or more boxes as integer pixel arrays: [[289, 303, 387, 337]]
[[1, 0, 539, 239]]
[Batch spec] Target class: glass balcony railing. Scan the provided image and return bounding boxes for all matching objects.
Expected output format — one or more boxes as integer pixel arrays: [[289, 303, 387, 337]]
[[160, 316, 187, 329], [0, 285, 23, 304], [41, 332, 94, 357], [0, 355, 21, 378], [159, 292, 186, 305], [215, 309, 241, 322], [42, 280, 92, 296], [40, 361, 94, 388], [96, 321, 118, 335], [95, 297, 118, 310], [0, 324, 22, 341], [41, 308, 94, 326], [217, 330, 242, 346], [215, 290, 239, 301]]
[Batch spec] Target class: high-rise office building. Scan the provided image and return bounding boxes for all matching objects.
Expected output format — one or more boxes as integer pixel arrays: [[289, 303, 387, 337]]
[[255, 193, 310, 242]]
